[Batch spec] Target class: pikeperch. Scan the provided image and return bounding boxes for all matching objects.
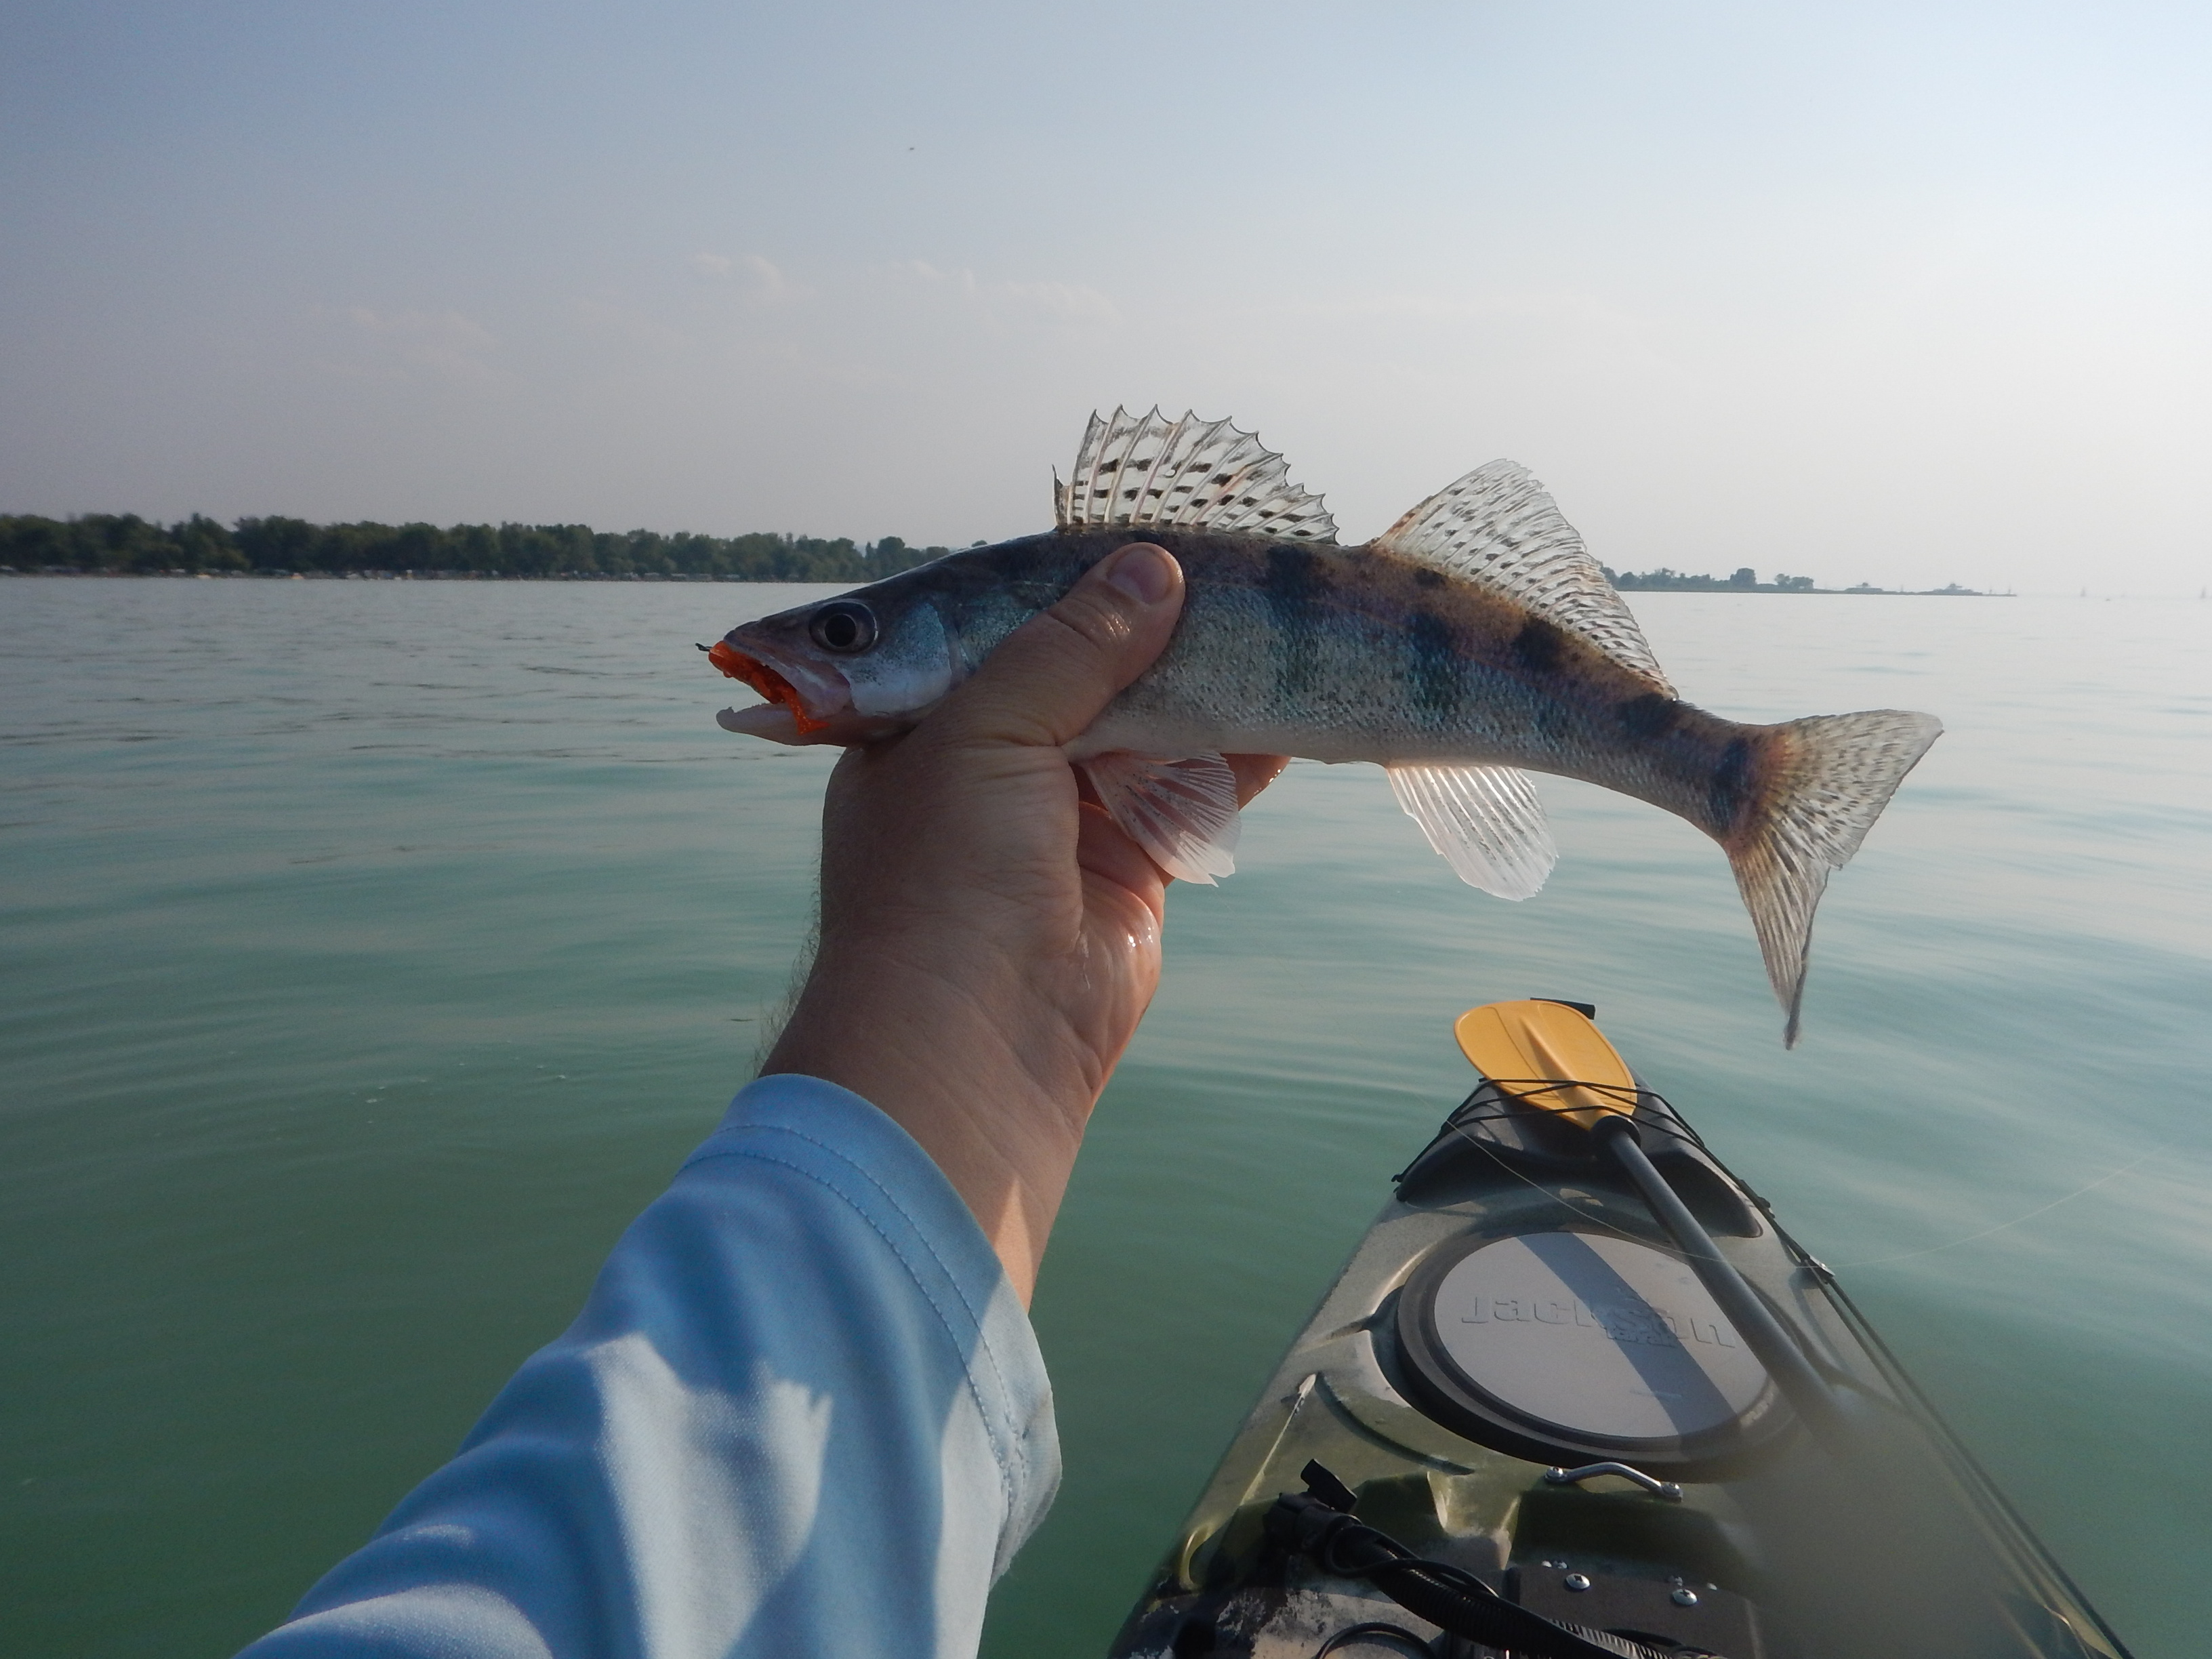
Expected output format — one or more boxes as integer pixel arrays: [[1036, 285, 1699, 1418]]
[[706, 409, 1941, 1042]]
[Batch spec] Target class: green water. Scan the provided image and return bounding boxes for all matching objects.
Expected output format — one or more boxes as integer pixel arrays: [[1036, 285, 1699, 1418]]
[[2, 578, 2206, 1656]]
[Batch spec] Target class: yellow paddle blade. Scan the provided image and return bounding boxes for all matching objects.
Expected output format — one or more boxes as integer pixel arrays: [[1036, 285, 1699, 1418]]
[[1452, 1000, 1638, 1130]]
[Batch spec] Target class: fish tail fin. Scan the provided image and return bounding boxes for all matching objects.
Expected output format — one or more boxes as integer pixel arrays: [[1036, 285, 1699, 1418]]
[[1725, 710, 1942, 1046]]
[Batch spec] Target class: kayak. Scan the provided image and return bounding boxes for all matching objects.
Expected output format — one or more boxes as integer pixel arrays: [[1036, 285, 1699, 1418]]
[[1105, 1000, 2129, 1659]]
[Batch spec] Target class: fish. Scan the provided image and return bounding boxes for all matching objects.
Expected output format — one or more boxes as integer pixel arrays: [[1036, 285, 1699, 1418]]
[[706, 408, 1941, 1043]]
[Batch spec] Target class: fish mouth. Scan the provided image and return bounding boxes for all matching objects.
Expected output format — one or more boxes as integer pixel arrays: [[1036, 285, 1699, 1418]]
[[705, 639, 838, 734], [706, 635, 904, 745]]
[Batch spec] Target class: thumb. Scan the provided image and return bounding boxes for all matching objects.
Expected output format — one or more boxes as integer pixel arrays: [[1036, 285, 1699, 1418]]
[[934, 543, 1184, 748]]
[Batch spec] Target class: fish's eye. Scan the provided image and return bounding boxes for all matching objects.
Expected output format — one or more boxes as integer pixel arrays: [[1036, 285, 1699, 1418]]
[[808, 600, 878, 654]]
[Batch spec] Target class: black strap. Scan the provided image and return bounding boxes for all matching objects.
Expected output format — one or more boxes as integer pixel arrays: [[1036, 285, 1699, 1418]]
[[1311, 1622, 1439, 1658], [1266, 1470, 1726, 1659]]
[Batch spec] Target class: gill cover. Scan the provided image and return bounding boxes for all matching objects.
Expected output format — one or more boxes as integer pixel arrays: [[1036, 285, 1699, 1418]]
[[838, 600, 953, 716]]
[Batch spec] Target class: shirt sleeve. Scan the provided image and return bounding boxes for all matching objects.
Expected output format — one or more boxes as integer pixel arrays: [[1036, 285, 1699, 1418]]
[[237, 1073, 1062, 1659]]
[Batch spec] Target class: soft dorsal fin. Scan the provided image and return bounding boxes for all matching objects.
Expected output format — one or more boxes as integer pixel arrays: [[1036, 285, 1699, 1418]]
[[1055, 408, 1337, 543], [1375, 459, 1672, 693]]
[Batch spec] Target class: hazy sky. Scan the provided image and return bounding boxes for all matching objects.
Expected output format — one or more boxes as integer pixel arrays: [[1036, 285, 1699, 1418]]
[[4, 1, 2208, 592]]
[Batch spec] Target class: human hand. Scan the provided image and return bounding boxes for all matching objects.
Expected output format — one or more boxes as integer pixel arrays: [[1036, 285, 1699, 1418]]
[[761, 544, 1286, 1300]]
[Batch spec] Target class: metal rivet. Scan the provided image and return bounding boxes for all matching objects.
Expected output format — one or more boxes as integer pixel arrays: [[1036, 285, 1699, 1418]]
[[1671, 1587, 1700, 1607], [1563, 1573, 1591, 1592]]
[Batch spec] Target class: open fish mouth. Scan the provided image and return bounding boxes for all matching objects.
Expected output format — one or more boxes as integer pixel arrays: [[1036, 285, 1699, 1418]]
[[705, 635, 903, 744], [705, 639, 836, 734]]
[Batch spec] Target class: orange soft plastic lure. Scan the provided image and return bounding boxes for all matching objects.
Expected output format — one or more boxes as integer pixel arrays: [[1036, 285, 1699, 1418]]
[[706, 640, 831, 734]]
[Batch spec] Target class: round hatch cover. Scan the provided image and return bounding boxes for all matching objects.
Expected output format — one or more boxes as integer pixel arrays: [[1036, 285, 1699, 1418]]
[[1395, 1229, 1793, 1475]]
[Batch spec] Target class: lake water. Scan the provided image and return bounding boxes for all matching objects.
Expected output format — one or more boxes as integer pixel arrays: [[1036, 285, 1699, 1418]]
[[3, 577, 2207, 1657]]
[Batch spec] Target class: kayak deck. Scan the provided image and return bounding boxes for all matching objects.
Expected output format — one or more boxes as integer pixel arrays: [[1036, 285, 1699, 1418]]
[[1105, 1017, 2129, 1659]]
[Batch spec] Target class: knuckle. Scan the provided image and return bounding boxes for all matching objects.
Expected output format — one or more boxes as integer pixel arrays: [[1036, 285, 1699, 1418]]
[[1043, 586, 1135, 657]]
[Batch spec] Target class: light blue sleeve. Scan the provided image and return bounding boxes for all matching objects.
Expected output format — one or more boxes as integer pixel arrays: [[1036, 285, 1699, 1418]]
[[239, 1074, 1061, 1659]]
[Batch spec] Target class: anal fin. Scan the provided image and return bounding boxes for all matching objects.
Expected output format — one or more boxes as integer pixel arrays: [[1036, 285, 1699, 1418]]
[[1079, 750, 1241, 885], [1387, 763, 1557, 900]]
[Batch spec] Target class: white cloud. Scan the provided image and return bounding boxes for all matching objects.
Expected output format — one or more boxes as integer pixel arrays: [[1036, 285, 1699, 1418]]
[[310, 306, 501, 384], [570, 298, 694, 356], [896, 261, 1121, 327], [691, 252, 800, 303], [997, 279, 1122, 326]]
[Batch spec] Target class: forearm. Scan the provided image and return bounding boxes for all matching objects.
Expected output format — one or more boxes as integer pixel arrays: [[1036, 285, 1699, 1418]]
[[240, 1076, 1061, 1658], [756, 547, 1231, 1303], [764, 936, 1105, 1305]]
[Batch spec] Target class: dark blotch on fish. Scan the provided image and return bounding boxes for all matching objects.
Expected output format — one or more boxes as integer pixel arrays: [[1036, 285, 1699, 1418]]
[[1414, 568, 1446, 590], [1616, 691, 1683, 739], [1709, 736, 1755, 833], [1404, 610, 1460, 718], [1265, 544, 1328, 700], [1513, 617, 1565, 674]]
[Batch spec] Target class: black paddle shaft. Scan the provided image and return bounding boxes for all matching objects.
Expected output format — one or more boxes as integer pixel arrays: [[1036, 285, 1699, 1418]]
[[1593, 1115, 1855, 1458]]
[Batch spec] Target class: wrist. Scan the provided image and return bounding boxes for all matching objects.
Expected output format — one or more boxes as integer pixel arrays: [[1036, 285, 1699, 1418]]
[[762, 941, 1099, 1300]]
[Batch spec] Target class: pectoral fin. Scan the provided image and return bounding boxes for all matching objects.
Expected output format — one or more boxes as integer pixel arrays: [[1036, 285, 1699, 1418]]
[[1079, 750, 1242, 885], [1387, 762, 1557, 900]]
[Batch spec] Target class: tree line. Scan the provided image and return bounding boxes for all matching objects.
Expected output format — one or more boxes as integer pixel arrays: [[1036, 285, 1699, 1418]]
[[0, 513, 951, 581], [1601, 565, 1819, 592], [3, 513, 1986, 596]]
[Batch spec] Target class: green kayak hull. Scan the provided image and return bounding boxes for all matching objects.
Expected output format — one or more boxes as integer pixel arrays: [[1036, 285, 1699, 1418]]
[[1105, 1014, 2130, 1659]]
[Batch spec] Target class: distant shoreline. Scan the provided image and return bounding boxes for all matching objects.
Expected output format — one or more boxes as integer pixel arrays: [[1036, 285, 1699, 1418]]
[[1603, 567, 2008, 596], [0, 514, 2013, 594], [1609, 580, 2010, 596], [1, 565, 2015, 596]]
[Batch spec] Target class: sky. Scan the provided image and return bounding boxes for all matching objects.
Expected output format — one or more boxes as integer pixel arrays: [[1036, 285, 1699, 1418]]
[[3, 0, 2209, 594]]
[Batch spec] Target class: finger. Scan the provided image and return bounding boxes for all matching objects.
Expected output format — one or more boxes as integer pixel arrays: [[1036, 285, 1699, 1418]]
[[1225, 753, 1289, 808], [933, 543, 1183, 750]]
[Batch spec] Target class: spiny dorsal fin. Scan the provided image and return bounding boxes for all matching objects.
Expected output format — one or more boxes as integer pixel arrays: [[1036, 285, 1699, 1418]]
[[1376, 460, 1672, 694], [1054, 408, 1337, 543]]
